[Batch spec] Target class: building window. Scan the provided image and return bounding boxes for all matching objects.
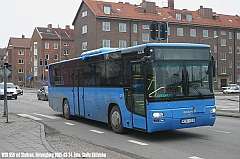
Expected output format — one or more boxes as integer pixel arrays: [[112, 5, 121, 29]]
[[237, 61, 240, 68], [142, 25, 149, 29], [214, 45, 217, 53], [54, 54, 58, 60], [221, 53, 226, 60], [54, 43, 58, 49], [103, 40, 110, 48], [237, 47, 240, 54], [18, 51, 24, 55], [168, 27, 170, 35], [82, 25, 87, 34], [45, 54, 49, 60], [103, 22, 110, 31], [238, 75, 240, 82], [119, 40, 126, 48], [229, 75, 232, 82], [237, 33, 240, 39], [133, 41, 137, 46], [186, 14, 192, 22], [82, 10, 87, 17], [133, 24, 137, 33], [177, 28, 183, 36], [18, 60, 24, 64], [82, 42, 87, 50], [63, 43, 69, 46], [190, 29, 196, 37], [104, 6, 111, 14], [214, 30, 218, 37], [221, 31, 226, 35], [142, 33, 149, 42], [176, 13, 181, 20], [119, 23, 126, 32], [18, 69, 24, 73], [229, 32, 232, 39], [229, 60, 232, 68], [221, 39, 226, 46], [221, 67, 226, 74], [229, 46, 232, 53], [203, 30, 208, 37], [63, 49, 69, 55], [45, 43, 49, 49], [18, 77, 24, 82]]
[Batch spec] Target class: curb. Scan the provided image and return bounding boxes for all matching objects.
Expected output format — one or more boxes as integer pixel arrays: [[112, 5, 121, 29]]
[[216, 111, 240, 118]]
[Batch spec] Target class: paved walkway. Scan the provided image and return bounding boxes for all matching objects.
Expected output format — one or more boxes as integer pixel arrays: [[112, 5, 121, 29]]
[[0, 89, 239, 158]]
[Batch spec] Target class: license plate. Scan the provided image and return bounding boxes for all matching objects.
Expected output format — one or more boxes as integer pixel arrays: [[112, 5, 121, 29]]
[[7, 94, 12, 97], [181, 118, 195, 124]]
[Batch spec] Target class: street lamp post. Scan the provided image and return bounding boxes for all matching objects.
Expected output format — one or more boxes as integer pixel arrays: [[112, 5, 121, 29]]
[[200, 36, 218, 43]]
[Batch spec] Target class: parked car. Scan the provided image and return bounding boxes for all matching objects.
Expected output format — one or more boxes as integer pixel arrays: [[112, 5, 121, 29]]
[[223, 87, 240, 94], [221, 84, 240, 91], [15, 85, 23, 95], [37, 86, 48, 101], [0, 82, 18, 99]]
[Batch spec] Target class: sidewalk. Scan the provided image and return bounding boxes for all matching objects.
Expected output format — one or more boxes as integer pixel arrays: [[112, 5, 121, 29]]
[[0, 113, 59, 159]]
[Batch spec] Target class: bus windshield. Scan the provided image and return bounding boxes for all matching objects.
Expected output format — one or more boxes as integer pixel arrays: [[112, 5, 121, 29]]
[[147, 61, 214, 100]]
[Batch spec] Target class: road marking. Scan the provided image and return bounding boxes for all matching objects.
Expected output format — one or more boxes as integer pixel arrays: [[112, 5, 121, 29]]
[[90, 130, 105, 134], [34, 113, 59, 119], [18, 114, 42, 120], [64, 122, 75, 126], [127, 140, 149, 146], [214, 130, 231, 134], [189, 156, 204, 159]]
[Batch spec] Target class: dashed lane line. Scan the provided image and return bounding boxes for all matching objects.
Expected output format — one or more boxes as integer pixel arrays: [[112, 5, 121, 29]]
[[18, 114, 42, 120], [90, 130, 105, 134], [34, 113, 59, 119], [127, 140, 149, 146], [64, 122, 75, 126], [189, 156, 204, 159]]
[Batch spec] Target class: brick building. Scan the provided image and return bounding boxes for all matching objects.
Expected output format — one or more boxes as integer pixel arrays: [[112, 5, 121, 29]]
[[6, 35, 30, 86], [30, 24, 74, 88], [72, 0, 240, 89]]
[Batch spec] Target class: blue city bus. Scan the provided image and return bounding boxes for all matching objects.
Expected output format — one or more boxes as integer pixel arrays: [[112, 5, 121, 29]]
[[48, 43, 216, 133]]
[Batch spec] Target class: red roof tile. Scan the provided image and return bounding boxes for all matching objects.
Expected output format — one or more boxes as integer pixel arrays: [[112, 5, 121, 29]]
[[73, 0, 240, 29], [9, 37, 30, 48]]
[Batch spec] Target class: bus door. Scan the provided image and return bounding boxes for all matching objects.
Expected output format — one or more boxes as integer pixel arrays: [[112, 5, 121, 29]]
[[131, 62, 147, 131], [72, 67, 84, 116]]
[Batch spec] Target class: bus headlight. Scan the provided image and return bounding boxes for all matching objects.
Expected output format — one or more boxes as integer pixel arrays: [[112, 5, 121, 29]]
[[152, 112, 164, 117], [210, 108, 216, 113]]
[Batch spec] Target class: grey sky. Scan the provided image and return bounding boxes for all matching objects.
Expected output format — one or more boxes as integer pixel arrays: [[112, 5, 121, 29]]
[[0, 0, 239, 48]]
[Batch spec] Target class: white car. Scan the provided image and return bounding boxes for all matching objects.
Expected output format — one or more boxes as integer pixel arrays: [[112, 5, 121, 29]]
[[223, 87, 240, 94], [221, 84, 240, 91], [0, 82, 18, 99]]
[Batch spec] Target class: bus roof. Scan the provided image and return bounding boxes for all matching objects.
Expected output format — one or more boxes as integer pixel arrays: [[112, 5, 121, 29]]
[[49, 43, 210, 66]]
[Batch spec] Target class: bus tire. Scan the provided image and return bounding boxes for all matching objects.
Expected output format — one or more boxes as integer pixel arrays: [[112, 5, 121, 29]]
[[63, 99, 71, 120], [110, 105, 125, 134]]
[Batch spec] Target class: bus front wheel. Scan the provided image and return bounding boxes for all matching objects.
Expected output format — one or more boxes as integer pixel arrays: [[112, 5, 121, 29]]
[[110, 105, 124, 134], [63, 99, 71, 120]]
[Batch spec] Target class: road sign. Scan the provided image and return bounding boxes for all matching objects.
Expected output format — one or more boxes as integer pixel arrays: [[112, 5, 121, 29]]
[[0, 67, 11, 76]]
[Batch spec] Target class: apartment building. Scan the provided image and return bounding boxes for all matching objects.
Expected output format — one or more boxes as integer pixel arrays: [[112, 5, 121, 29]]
[[72, 0, 240, 89], [30, 24, 74, 88], [6, 35, 30, 86]]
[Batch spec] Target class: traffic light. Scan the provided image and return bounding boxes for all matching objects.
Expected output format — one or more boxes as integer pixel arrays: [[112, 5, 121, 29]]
[[39, 58, 43, 66], [44, 58, 48, 66], [150, 21, 158, 40], [160, 22, 168, 40]]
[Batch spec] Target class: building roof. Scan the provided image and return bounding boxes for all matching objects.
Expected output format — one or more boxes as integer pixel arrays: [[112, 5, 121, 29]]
[[36, 26, 74, 41], [73, 0, 240, 29], [8, 37, 30, 48]]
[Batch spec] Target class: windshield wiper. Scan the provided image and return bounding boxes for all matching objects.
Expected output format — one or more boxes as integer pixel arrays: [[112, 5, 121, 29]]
[[192, 86, 204, 99]]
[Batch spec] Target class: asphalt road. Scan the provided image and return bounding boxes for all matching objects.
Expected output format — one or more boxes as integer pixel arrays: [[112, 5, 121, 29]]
[[2, 89, 240, 159]]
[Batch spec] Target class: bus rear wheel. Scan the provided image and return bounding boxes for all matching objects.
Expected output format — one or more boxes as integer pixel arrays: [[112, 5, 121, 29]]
[[110, 105, 125, 134], [63, 99, 71, 120]]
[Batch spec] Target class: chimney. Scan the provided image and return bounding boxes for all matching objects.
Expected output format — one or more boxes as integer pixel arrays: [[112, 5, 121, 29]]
[[65, 25, 71, 37], [22, 34, 25, 38], [168, 0, 174, 10], [56, 26, 61, 36], [47, 24, 52, 29], [198, 6, 213, 19]]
